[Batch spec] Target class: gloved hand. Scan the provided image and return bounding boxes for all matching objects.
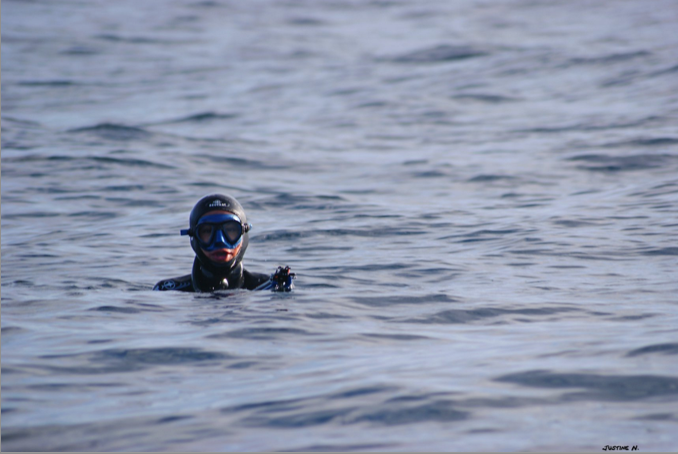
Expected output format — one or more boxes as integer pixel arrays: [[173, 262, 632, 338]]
[[271, 266, 296, 292]]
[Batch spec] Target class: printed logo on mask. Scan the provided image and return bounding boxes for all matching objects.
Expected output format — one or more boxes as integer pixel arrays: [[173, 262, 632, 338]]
[[208, 200, 230, 208]]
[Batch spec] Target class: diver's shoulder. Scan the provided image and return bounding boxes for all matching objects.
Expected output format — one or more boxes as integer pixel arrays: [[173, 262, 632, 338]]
[[153, 274, 194, 292], [243, 268, 270, 289]]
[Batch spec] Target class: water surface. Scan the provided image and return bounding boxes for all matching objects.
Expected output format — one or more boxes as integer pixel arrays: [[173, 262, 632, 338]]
[[2, 0, 678, 451]]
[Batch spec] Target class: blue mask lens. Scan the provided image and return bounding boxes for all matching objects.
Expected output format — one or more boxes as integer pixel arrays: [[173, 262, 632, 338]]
[[182, 213, 251, 251]]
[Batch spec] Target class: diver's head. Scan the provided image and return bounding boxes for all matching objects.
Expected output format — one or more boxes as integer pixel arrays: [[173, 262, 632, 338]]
[[181, 194, 251, 274]]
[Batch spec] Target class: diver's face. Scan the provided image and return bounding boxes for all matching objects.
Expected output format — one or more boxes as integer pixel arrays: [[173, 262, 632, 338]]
[[199, 210, 243, 263]]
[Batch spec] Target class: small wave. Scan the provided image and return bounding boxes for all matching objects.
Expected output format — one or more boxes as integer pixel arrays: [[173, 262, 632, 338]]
[[94, 34, 181, 44], [405, 306, 581, 325], [208, 327, 319, 340], [350, 400, 468, 425], [565, 51, 651, 66], [389, 44, 488, 63], [17, 80, 78, 87], [650, 63, 678, 77], [566, 154, 676, 172], [604, 137, 678, 148], [361, 333, 430, 341], [452, 93, 517, 103], [60, 46, 100, 56], [287, 17, 325, 26], [641, 247, 678, 256], [155, 111, 239, 124], [90, 306, 141, 314], [291, 443, 395, 452], [353, 293, 457, 308], [467, 174, 517, 182], [68, 123, 152, 141], [496, 370, 678, 401], [4, 154, 174, 169], [626, 343, 678, 357], [516, 116, 660, 133], [37, 347, 233, 375]]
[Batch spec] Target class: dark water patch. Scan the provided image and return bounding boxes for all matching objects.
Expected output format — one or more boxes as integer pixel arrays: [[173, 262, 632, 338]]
[[249, 193, 347, 209], [626, 343, 678, 357], [192, 1, 223, 8], [90, 306, 141, 314], [326, 87, 364, 97], [604, 137, 678, 148], [354, 293, 456, 308], [516, 116, 660, 134], [4, 153, 170, 168], [389, 44, 488, 63], [1, 116, 41, 126], [208, 327, 318, 340], [566, 51, 651, 66], [608, 314, 656, 322], [456, 395, 547, 409], [329, 386, 398, 400], [289, 443, 395, 452], [467, 174, 516, 182], [650, 63, 678, 77], [287, 17, 325, 26], [548, 265, 586, 269], [2, 211, 62, 220], [634, 413, 676, 421], [255, 226, 422, 243], [156, 415, 192, 424], [27, 382, 122, 391], [68, 211, 118, 219], [17, 80, 78, 87], [95, 347, 231, 365], [103, 184, 147, 191], [552, 219, 600, 228], [240, 407, 355, 428], [61, 45, 100, 55], [604, 64, 678, 86], [37, 348, 232, 375], [496, 370, 678, 401], [406, 306, 581, 325], [67, 123, 152, 141], [410, 169, 451, 178], [566, 153, 675, 172], [355, 100, 390, 109], [362, 333, 430, 341], [227, 361, 261, 369], [350, 400, 469, 425], [2, 326, 25, 334], [153, 111, 239, 124], [641, 247, 678, 256], [190, 153, 292, 170], [227, 397, 306, 413], [303, 312, 351, 320], [94, 34, 184, 45], [452, 93, 517, 103], [440, 228, 522, 241]]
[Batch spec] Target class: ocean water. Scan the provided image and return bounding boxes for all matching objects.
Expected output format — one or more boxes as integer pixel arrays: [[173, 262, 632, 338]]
[[2, 0, 678, 451]]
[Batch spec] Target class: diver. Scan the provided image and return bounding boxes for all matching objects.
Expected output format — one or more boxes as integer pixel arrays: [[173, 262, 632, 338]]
[[153, 194, 294, 292]]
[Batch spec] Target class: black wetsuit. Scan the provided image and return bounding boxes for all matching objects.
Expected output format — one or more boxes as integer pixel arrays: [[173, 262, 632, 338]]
[[154, 259, 270, 292]]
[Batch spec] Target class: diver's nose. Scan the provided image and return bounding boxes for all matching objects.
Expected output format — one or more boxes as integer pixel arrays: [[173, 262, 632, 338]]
[[213, 229, 228, 248]]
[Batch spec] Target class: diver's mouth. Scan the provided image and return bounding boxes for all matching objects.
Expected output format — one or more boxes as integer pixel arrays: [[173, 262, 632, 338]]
[[206, 249, 235, 262]]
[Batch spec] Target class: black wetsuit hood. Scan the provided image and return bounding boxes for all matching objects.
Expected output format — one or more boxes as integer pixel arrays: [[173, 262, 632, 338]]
[[187, 194, 250, 291]]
